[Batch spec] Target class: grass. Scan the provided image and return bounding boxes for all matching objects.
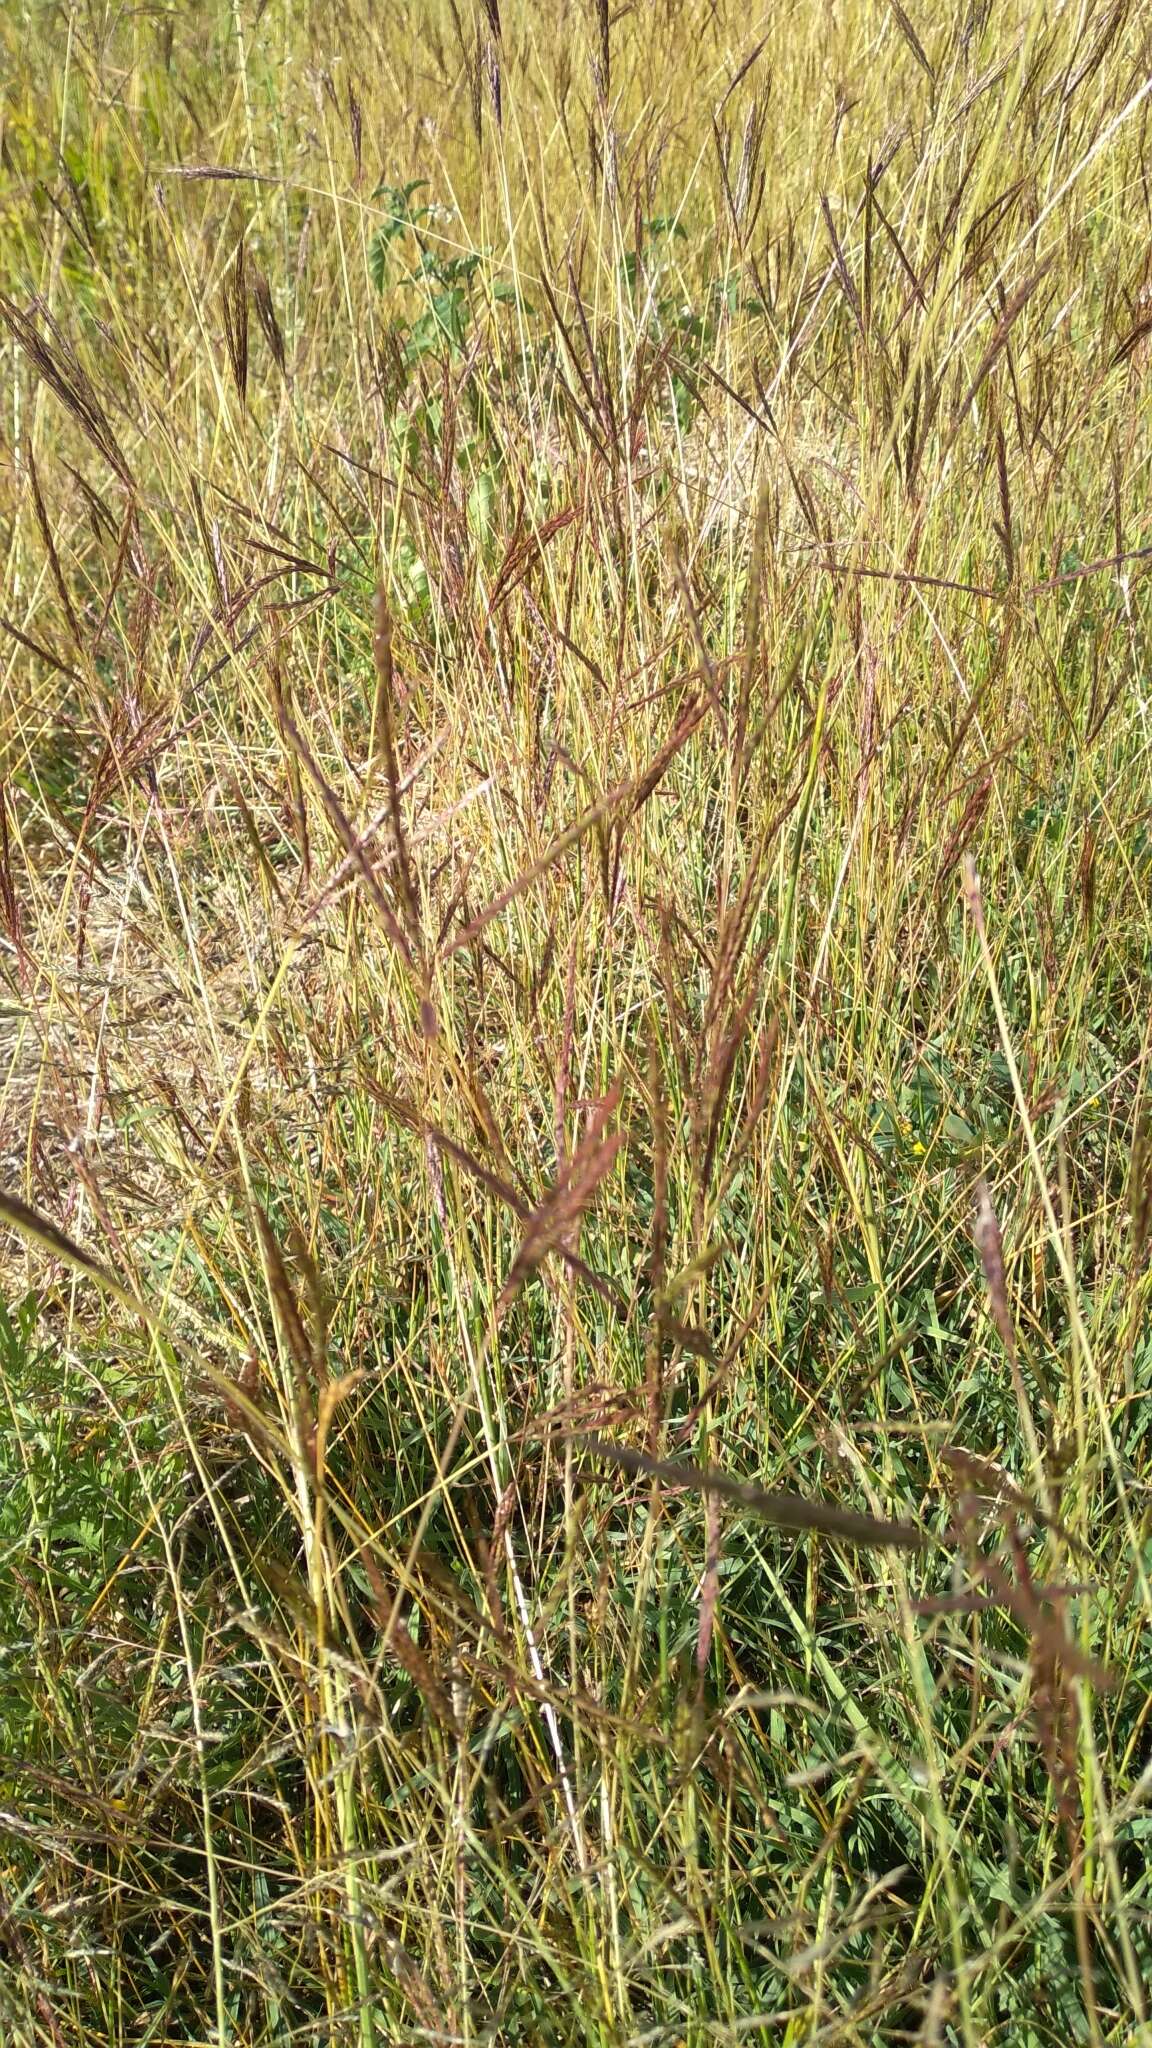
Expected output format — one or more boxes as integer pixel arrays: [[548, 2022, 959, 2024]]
[[2, 0, 1152, 2039]]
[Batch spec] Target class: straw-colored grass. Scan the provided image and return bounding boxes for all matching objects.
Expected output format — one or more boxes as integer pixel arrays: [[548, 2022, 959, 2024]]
[[3, 1, 1152, 2041]]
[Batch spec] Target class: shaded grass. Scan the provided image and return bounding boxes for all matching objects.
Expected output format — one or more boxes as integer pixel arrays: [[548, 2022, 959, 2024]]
[[3, 0, 1152, 2041]]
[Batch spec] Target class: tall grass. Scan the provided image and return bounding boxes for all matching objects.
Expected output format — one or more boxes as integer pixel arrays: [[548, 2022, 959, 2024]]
[[2, 0, 1152, 2041]]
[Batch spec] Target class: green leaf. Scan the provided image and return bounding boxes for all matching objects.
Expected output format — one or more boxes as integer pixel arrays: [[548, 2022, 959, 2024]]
[[467, 468, 498, 543], [368, 227, 390, 292], [404, 288, 469, 361]]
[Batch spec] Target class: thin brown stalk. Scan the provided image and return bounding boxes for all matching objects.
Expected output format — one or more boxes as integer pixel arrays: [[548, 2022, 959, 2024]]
[[578, 1437, 927, 1549]]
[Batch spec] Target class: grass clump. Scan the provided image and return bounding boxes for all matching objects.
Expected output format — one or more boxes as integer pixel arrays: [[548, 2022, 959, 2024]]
[[3, 0, 1152, 2041]]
